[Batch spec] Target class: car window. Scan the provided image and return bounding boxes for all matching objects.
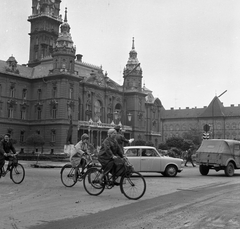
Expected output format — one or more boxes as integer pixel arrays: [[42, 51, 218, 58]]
[[126, 149, 139, 157], [234, 144, 240, 155], [142, 149, 158, 157]]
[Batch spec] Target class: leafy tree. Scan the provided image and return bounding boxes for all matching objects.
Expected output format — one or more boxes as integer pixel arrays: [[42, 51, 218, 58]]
[[166, 137, 184, 149], [26, 133, 45, 164], [182, 128, 202, 146], [133, 140, 146, 146], [158, 143, 168, 150], [182, 139, 194, 151], [145, 141, 154, 147]]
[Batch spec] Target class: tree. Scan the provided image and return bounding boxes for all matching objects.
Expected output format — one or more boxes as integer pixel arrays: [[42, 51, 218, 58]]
[[145, 141, 154, 147], [182, 128, 202, 146], [26, 133, 45, 164], [133, 140, 146, 146], [158, 143, 168, 150], [166, 137, 184, 149]]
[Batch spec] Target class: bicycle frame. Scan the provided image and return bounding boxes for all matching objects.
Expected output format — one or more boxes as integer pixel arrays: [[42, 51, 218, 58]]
[[1, 157, 17, 177]]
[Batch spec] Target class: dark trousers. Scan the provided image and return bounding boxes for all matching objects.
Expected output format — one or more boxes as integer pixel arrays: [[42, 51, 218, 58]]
[[0, 159, 5, 173], [185, 157, 195, 166]]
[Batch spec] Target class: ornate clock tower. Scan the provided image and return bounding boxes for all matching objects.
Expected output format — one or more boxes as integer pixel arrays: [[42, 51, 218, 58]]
[[123, 37, 143, 92], [123, 38, 147, 139], [28, 0, 62, 67]]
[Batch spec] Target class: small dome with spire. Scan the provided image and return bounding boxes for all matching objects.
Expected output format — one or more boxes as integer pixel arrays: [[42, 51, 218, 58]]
[[55, 7, 75, 49], [125, 37, 142, 73], [60, 7, 71, 33]]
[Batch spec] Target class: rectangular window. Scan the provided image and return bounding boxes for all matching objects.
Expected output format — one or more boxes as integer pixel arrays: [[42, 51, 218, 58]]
[[37, 107, 42, 120], [10, 87, 15, 98], [37, 89, 42, 100], [21, 109, 26, 120], [8, 108, 13, 118], [52, 87, 57, 98], [52, 107, 57, 119], [22, 89, 27, 100], [69, 88, 73, 99], [20, 131, 25, 143], [51, 131, 56, 142]]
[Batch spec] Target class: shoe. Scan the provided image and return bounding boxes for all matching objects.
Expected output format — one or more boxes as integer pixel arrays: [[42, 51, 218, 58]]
[[113, 182, 120, 186], [185, 165, 188, 167], [193, 165, 196, 167], [73, 174, 78, 182], [79, 172, 84, 177]]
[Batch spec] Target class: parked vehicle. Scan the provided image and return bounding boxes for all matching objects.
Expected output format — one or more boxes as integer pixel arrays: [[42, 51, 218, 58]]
[[195, 139, 240, 176], [124, 146, 183, 177]]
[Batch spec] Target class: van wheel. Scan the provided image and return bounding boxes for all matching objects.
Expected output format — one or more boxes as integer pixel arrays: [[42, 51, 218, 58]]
[[224, 162, 234, 177], [199, 165, 209, 176]]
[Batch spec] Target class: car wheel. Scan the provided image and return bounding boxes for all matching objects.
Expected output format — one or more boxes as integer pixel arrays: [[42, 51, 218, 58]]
[[165, 165, 177, 177], [224, 162, 234, 177], [199, 165, 209, 176]]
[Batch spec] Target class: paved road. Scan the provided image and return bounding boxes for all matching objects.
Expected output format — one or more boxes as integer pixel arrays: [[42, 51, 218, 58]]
[[0, 162, 239, 229]]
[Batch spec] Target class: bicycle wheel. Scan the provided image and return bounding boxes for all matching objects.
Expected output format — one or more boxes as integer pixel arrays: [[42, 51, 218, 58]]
[[60, 164, 77, 187], [10, 163, 25, 184], [120, 171, 146, 200], [83, 167, 105, 196]]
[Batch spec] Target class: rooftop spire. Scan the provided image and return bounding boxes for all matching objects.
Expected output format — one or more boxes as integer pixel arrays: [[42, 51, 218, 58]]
[[132, 37, 135, 50], [64, 7, 68, 22]]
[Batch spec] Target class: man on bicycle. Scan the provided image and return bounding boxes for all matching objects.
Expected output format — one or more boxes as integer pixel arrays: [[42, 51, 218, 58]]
[[0, 133, 17, 176], [70, 133, 90, 182], [98, 128, 125, 185]]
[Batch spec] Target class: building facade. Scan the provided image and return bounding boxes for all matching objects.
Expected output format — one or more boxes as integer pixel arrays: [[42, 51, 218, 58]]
[[1, 1, 240, 153], [0, 0, 163, 153]]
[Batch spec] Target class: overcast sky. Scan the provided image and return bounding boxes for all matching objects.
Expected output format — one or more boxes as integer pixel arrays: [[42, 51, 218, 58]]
[[1, 0, 240, 109]]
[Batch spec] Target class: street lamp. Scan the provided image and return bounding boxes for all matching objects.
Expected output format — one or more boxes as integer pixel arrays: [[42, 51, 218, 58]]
[[127, 113, 132, 122], [212, 90, 227, 139], [114, 111, 122, 125]]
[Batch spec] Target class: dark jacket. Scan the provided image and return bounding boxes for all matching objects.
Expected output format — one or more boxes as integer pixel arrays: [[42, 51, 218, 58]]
[[98, 137, 122, 166], [115, 133, 129, 149], [0, 139, 16, 160]]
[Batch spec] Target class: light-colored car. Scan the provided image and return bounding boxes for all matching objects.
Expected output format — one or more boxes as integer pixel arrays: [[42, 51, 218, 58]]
[[124, 146, 183, 177]]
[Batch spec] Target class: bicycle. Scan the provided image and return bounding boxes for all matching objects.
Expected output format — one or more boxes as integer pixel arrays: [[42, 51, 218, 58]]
[[60, 153, 101, 187], [0, 153, 25, 184], [83, 157, 146, 200]]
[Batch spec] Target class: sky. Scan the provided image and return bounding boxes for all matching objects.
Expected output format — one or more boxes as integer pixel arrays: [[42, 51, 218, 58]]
[[1, 0, 240, 109]]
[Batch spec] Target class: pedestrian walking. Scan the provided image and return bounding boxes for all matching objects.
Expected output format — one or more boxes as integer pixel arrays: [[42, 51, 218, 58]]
[[185, 146, 196, 167]]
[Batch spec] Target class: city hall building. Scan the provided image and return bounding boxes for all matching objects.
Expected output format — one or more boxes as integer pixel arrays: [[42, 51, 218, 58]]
[[0, 0, 240, 153]]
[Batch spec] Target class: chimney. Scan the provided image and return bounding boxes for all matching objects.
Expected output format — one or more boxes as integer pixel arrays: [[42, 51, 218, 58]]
[[76, 54, 83, 62]]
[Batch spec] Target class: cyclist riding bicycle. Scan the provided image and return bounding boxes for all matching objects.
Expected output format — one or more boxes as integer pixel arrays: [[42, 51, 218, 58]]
[[69, 133, 90, 182], [0, 133, 17, 177], [98, 128, 125, 185]]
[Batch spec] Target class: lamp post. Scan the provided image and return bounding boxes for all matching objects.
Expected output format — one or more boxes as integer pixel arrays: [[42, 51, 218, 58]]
[[114, 111, 122, 126], [127, 112, 133, 138], [127, 113, 132, 122], [212, 90, 227, 139]]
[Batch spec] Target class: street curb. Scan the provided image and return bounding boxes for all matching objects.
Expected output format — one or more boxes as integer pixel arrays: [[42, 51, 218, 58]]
[[29, 163, 64, 169]]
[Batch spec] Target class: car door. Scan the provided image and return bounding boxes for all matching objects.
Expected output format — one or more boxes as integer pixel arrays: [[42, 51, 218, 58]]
[[140, 148, 161, 172], [125, 148, 141, 171]]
